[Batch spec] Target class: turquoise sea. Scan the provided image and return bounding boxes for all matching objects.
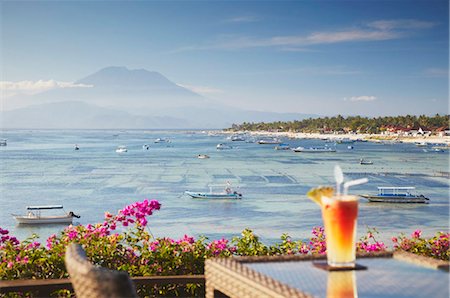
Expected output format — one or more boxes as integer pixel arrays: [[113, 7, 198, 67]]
[[0, 130, 448, 244]]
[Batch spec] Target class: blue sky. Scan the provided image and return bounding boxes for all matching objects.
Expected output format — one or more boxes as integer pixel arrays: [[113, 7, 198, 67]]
[[1, 0, 448, 116]]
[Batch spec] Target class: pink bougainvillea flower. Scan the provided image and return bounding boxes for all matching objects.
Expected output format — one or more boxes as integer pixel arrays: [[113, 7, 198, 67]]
[[412, 229, 422, 239]]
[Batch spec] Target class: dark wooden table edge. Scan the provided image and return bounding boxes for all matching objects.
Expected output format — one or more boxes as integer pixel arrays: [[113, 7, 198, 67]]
[[0, 274, 205, 295]]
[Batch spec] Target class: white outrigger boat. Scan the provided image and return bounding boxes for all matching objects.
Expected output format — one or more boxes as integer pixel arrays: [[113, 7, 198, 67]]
[[230, 135, 246, 142], [116, 146, 128, 153], [154, 138, 170, 143], [360, 158, 373, 165], [292, 146, 336, 153], [360, 187, 429, 203], [274, 143, 291, 150], [257, 138, 282, 145], [216, 143, 232, 150], [12, 205, 80, 224], [185, 183, 242, 199], [336, 138, 354, 144]]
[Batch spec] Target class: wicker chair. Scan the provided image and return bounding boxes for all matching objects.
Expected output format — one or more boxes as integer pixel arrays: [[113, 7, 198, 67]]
[[65, 243, 137, 298]]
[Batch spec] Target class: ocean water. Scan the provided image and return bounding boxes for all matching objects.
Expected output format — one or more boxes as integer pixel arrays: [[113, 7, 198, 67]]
[[0, 129, 448, 245]]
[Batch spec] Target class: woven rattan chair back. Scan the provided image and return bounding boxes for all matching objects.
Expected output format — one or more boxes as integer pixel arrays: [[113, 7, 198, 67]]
[[65, 243, 137, 298]]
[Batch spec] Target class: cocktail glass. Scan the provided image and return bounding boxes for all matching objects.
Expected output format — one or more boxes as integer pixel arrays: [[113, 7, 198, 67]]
[[321, 194, 358, 268]]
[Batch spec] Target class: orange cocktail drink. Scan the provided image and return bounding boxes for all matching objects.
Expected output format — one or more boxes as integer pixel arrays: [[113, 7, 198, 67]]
[[321, 195, 358, 267]]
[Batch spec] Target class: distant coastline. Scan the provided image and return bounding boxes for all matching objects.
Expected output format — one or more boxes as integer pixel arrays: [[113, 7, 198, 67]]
[[224, 114, 450, 145], [223, 130, 450, 145]]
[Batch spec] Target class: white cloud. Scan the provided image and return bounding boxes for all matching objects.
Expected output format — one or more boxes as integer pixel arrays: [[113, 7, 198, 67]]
[[367, 19, 435, 31], [304, 30, 398, 44], [196, 30, 399, 50], [177, 83, 223, 95], [345, 96, 377, 102], [0, 80, 93, 91], [174, 18, 435, 52], [423, 68, 448, 77], [0, 80, 93, 97], [225, 15, 260, 23]]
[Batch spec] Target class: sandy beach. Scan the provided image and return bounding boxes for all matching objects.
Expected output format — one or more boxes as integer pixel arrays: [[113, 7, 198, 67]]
[[225, 130, 450, 146]]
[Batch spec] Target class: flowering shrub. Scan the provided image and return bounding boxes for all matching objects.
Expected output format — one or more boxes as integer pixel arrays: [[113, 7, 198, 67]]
[[309, 226, 327, 254], [0, 200, 448, 297], [356, 227, 387, 253], [392, 230, 449, 261]]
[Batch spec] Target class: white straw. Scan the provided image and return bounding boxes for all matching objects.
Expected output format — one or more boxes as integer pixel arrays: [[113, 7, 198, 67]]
[[343, 178, 369, 195], [334, 165, 344, 195]]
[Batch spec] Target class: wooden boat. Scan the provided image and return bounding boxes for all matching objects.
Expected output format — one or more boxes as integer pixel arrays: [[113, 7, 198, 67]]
[[292, 146, 336, 153], [185, 191, 242, 199], [274, 143, 290, 150], [336, 138, 354, 144], [415, 142, 428, 147], [257, 138, 281, 145], [13, 205, 80, 224], [116, 146, 127, 153], [360, 187, 429, 203], [360, 158, 373, 165], [185, 184, 242, 199], [216, 143, 232, 150], [154, 138, 170, 143], [230, 135, 246, 141]]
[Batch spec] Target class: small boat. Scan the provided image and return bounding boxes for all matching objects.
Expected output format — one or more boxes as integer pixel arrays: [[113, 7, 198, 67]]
[[415, 142, 428, 147], [143, 144, 150, 150], [432, 146, 449, 151], [12, 205, 80, 224], [360, 158, 373, 165], [423, 147, 445, 153], [216, 143, 232, 150], [0, 139, 7, 146], [360, 187, 429, 203], [274, 143, 291, 150], [74, 144, 80, 150], [197, 154, 210, 159], [116, 146, 128, 153], [230, 135, 246, 142], [185, 183, 242, 199], [292, 146, 336, 153], [336, 138, 354, 144], [258, 138, 282, 145], [154, 138, 170, 143]]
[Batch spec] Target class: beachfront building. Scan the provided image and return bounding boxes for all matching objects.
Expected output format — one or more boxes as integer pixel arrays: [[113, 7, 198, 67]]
[[436, 127, 450, 137]]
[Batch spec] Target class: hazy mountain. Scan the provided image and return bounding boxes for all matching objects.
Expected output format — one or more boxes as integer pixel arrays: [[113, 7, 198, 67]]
[[5, 66, 207, 112], [0, 101, 189, 129], [1, 66, 317, 128]]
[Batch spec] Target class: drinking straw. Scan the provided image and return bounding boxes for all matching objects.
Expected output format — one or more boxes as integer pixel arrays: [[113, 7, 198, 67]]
[[334, 165, 344, 195], [343, 178, 369, 195]]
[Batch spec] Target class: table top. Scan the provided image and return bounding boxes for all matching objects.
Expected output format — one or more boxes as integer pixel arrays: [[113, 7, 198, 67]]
[[247, 257, 448, 298], [206, 252, 449, 298]]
